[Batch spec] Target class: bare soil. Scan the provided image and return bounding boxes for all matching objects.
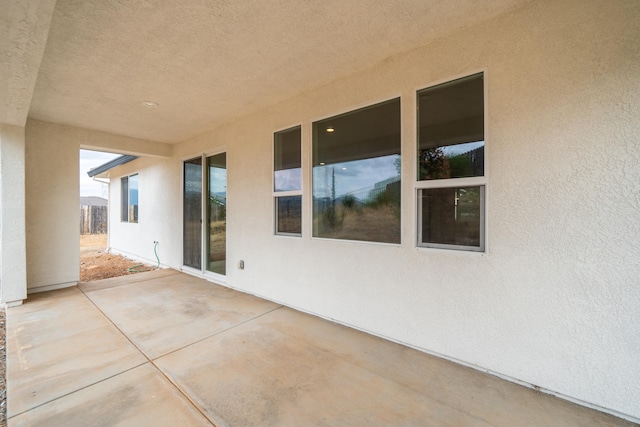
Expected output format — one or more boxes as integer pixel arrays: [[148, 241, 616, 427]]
[[80, 234, 155, 282]]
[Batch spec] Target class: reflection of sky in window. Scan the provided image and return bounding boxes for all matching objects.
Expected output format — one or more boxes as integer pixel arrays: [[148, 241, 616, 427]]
[[441, 141, 484, 157], [209, 167, 227, 196], [275, 168, 301, 191], [313, 155, 399, 199], [129, 175, 138, 205], [184, 163, 202, 194]]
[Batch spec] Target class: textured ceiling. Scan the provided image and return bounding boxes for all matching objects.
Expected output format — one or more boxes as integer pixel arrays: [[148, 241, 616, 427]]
[[0, 0, 56, 127], [27, 0, 530, 143]]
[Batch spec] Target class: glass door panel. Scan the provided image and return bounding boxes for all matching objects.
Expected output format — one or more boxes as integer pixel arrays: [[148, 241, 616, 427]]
[[183, 157, 202, 269], [206, 153, 226, 275]]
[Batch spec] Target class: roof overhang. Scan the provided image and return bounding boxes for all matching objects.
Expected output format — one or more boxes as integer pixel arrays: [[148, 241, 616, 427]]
[[87, 155, 138, 178]]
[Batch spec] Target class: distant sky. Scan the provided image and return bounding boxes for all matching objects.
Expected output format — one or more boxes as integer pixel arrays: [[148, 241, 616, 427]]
[[313, 155, 398, 199], [79, 149, 121, 197]]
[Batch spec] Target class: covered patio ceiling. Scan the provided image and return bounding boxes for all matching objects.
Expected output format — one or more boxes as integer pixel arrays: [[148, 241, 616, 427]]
[[3, 0, 531, 143]]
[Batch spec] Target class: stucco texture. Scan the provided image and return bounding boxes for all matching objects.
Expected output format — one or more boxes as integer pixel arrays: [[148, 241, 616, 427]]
[[108, 155, 181, 269], [28, 0, 529, 143], [0, 0, 56, 127], [25, 122, 81, 291], [37, 0, 640, 421], [0, 124, 27, 304]]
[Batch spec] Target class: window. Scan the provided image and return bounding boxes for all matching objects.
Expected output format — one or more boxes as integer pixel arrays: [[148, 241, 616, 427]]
[[274, 126, 302, 235], [121, 174, 139, 223], [417, 73, 485, 251], [312, 98, 401, 243]]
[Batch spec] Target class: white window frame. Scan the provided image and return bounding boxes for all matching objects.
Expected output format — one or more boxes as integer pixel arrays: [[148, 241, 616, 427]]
[[121, 173, 139, 223], [273, 125, 303, 237], [309, 95, 403, 246], [414, 70, 488, 252]]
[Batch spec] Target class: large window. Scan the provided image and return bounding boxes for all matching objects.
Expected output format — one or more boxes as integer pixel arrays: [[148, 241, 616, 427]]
[[121, 173, 139, 223], [312, 98, 401, 244], [417, 73, 485, 251], [274, 126, 302, 236]]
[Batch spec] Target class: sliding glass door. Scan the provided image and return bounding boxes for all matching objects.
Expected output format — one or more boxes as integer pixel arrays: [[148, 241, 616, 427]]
[[183, 157, 202, 269], [183, 152, 227, 278], [206, 153, 226, 275]]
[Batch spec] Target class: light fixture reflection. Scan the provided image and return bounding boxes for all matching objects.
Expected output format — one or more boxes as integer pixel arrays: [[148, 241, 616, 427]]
[[326, 126, 335, 133]]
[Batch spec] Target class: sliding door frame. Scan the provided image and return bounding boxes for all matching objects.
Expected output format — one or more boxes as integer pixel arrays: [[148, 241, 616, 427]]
[[181, 147, 227, 284]]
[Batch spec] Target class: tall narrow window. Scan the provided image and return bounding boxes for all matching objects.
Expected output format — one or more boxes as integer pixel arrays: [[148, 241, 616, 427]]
[[121, 173, 139, 223], [416, 73, 485, 251], [312, 98, 401, 244], [274, 126, 302, 236]]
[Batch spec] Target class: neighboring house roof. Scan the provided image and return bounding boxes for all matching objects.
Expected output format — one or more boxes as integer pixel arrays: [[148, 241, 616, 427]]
[[87, 155, 138, 177], [80, 196, 107, 207]]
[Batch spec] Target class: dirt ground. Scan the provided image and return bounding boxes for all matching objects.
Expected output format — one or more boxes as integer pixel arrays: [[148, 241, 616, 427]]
[[80, 234, 156, 282]]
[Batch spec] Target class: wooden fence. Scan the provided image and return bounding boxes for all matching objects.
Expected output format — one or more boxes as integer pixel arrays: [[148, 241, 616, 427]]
[[80, 205, 108, 235]]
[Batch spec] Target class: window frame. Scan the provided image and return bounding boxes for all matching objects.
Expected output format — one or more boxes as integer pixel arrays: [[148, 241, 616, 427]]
[[273, 125, 303, 237], [121, 173, 139, 223], [414, 70, 488, 252], [310, 96, 403, 246], [417, 183, 486, 252]]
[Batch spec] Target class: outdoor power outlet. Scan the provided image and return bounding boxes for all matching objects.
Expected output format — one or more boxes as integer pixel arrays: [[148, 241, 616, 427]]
[[238, 260, 245, 270]]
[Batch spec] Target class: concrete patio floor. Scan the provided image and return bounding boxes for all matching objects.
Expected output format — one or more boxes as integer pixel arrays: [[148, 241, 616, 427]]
[[6, 270, 635, 426]]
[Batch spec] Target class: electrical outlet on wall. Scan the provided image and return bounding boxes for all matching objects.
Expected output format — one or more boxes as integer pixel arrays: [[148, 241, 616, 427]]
[[238, 260, 245, 270]]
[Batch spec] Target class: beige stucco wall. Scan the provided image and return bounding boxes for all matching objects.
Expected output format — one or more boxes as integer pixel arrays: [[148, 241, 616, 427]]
[[108, 156, 182, 268], [106, 0, 640, 420], [0, 124, 28, 304], [25, 121, 81, 291]]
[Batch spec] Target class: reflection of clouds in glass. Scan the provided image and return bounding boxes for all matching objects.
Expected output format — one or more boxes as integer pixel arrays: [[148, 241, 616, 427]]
[[209, 167, 227, 195], [442, 141, 484, 157], [275, 168, 302, 191], [184, 163, 202, 194], [129, 175, 139, 204], [313, 155, 399, 198], [334, 167, 358, 177]]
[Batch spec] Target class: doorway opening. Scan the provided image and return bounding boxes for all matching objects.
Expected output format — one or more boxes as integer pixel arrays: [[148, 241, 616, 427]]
[[79, 149, 154, 281]]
